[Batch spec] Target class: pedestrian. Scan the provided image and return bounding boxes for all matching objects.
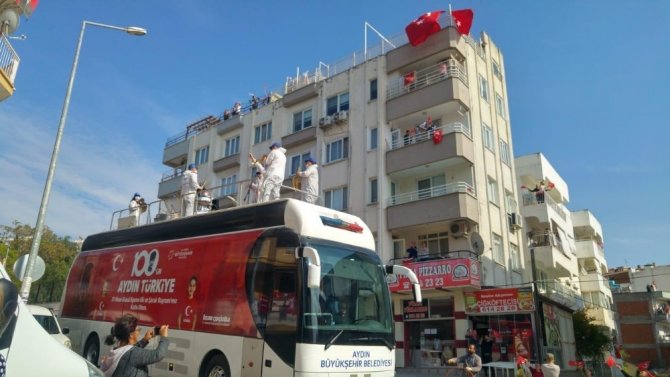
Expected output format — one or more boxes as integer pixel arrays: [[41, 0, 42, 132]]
[[296, 157, 319, 204], [181, 163, 202, 217], [99, 314, 169, 377], [480, 334, 494, 364], [541, 353, 560, 377], [448, 343, 483, 377], [250, 142, 286, 202]]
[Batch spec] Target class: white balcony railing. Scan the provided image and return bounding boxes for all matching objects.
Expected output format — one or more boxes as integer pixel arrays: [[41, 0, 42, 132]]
[[390, 121, 471, 150], [522, 192, 567, 221], [0, 34, 20, 86], [388, 181, 475, 206], [387, 60, 468, 100]]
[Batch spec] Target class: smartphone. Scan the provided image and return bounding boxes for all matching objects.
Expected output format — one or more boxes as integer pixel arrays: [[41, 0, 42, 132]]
[[154, 325, 161, 334]]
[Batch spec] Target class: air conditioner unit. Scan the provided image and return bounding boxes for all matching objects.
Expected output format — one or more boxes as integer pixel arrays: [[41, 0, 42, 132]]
[[449, 221, 469, 238], [334, 110, 348, 123], [509, 212, 522, 230], [318, 116, 332, 127]]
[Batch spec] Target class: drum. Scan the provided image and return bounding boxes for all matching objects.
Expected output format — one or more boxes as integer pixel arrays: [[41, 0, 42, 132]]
[[196, 194, 212, 213]]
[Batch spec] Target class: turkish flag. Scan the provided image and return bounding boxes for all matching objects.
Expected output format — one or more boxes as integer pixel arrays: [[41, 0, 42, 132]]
[[404, 71, 416, 86], [432, 129, 443, 144], [606, 356, 615, 368], [405, 11, 445, 47], [452, 9, 474, 35]]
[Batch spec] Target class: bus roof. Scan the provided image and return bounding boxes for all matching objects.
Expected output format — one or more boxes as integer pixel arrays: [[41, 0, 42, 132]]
[[82, 199, 375, 252]]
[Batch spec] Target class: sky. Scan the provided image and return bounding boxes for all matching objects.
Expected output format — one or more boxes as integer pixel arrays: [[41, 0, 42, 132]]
[[1, 1, 669, 268]]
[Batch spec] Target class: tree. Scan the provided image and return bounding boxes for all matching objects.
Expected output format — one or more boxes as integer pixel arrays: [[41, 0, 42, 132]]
[[573, 309, 611, 362], [1, 221, 79, 303]]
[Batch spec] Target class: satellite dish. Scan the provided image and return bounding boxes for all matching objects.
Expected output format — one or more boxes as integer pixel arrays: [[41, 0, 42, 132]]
[[470, 232, 485, 255], [13, 254, 46, 282], [0, 8, 20, 35]]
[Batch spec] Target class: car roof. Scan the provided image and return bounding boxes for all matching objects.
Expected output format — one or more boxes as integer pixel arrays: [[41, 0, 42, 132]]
[[26, 304, 54, 316]]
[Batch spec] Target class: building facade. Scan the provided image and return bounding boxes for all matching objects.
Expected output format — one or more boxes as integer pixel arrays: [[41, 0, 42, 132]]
[[157, 23, 527, 367]]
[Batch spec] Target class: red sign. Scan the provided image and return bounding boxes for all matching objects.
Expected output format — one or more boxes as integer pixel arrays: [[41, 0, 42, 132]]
[[403, 300, 429, 320], [464, 287, 535, 314], [388, 258, 480, 292], [61, 230, 264, 336]]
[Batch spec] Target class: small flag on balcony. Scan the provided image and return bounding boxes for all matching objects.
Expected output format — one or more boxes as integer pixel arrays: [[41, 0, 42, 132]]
[[403, 71, 416, 86], [432, 129, 443, 144], [405, 11, 445, 47], [451, 9, 474, 35]]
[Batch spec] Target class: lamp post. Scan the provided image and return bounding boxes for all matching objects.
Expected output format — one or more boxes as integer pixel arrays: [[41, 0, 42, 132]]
[[19, 21, 147, 301], [529, 242, 544, 364]]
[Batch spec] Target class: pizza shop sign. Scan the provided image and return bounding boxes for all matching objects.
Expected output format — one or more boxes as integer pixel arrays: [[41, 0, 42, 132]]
[[387, 258, 481, 292]]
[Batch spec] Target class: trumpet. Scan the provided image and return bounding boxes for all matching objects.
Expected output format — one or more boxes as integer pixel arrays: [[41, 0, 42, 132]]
[[248, 153, 267, 165]]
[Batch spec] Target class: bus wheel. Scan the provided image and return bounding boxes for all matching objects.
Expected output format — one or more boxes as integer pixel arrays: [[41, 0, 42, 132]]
[[204, 354, 229, 377], [84, 335, 100, 366]]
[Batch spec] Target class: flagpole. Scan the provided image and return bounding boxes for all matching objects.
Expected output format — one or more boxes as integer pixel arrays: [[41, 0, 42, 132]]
[[364, 22, 368, 60]]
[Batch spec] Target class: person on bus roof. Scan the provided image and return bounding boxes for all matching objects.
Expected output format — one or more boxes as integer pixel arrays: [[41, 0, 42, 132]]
[[252, 142, 286, 202], [296, 157, 319, 204], [181, 163, 202, 217]]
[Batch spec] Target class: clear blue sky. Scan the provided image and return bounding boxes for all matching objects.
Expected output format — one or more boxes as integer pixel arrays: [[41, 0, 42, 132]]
[[1, 1, 668, 268]]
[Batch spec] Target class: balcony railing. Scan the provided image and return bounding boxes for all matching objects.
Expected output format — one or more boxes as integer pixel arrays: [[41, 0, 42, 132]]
[[388, 181, 475, 206], [538, 280, 584, 310], [529, 232, 567, 255], [0, 34, 20, 87], [165, 116, 220, 147], [522, 192, 567, 221], [390, 121, 471, 150], [160, 168, 184, 183], [387, 61, 468, 100]]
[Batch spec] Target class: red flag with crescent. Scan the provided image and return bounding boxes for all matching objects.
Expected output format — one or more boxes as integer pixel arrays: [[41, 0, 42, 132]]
[[432, 129, 443, 144]]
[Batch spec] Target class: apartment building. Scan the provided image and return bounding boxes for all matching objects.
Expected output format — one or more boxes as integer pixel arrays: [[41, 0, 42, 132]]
[[0, 1, 34, 102], [572, 210, 617, 333], [157, 22, 526, 367]]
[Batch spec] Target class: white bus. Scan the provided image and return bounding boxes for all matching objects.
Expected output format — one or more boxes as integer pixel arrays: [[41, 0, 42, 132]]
[[60, 199, 421, 377]]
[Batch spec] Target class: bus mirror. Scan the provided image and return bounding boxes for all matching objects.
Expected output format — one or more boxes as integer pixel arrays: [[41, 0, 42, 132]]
[[385, 265, 422, 303], [297, 247, 321, 289]]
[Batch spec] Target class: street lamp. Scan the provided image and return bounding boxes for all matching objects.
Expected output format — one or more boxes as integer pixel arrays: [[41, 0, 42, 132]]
[[19, 21, 147, 301]]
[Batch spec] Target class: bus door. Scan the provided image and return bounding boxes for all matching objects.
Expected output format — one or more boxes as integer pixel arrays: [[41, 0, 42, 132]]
[[248, 236, 299, 377]]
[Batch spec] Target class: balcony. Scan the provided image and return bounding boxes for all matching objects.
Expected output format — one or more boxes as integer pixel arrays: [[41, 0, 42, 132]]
[[157, 171, 182, 199], [281, 126, 317, 149], [575, 238, 605, 262], [283, 80, 320, 107], [386, 26, 466, 73], [529, 233, 573, 277], [0, 35, 20, 102], [217, 114, 244, 135], [386, 62, 469, 122], [387, 182, 478, 230], [587, 306, 616, 329], [580, 272, 611, 295], [162, 137, 189, 167], [521, 192, 568, 222], [212, 154, 240, 172], [386, 122, 473, 175], [538, 280, 584, 311]]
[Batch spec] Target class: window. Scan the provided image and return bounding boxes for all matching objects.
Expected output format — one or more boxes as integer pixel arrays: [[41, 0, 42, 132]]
[[487, 176, 499, 205], [369, 178, 378, 204], [220, 174, 237, 196], [290, 152, 311, 175], [495, 93, 506, 119], [492, 61, 502, 80], [482, 123, 494, 151], [325, 187, 348, 210], [326, 92, 349, 116], [505, 191, 517, 213], [478, 75, 489, 102], [418, 232, 450, 258], [499, 139, 511, 165], [492, 234, 503, 264], [195, 146, 209, 166], [224, 135, 240, 157], [369, 79, 378, 100], [510, 243, 521, 270], [254, 122, 272, 144], [292, 109, 313, 132], [326, 137, 349, 163], [369, 128, 378, 150], [417, 175, 446, 199]]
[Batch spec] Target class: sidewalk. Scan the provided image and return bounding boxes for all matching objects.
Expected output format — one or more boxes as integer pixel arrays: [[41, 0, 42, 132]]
[[396, 367, 448, 377]]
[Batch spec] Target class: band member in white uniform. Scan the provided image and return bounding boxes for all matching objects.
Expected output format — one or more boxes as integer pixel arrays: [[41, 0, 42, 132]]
[[181, 163, 202, 216], [251, 142, 286, 202], [296, 157, 319, 204]]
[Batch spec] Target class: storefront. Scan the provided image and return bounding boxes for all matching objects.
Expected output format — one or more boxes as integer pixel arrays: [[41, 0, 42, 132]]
[[389, 257, 481, 367], [464, 287, 537, 363]]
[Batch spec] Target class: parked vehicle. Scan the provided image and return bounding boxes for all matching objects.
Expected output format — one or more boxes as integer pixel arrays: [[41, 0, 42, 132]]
[[0, 265, 102, 376], [27, 304, 72, 349]]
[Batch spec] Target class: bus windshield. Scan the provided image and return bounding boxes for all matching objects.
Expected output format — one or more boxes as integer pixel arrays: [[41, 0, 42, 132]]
[[300, 242, 393, 348]]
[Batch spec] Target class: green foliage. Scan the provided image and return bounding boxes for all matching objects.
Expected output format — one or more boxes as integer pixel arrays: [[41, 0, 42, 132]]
[[572, 309, 611, 362], [1, 221, 79, 303]]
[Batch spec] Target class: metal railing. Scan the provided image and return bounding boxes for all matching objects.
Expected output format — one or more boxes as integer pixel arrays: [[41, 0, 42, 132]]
[[390, 121, 471, 150], [0, 34, 20, 86], [529, 232, 566, 255], [160, 168, 184, 183], [388, 249, 480, 265], [521, 192, 567, 221], [165, 117, 220, 147], [538, 280, 585, 310], [387, 181, 475, 206], [387, 61, 468, 100]]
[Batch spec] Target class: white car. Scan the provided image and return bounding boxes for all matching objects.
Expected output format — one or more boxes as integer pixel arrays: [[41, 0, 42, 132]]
[[27, 305, 72, 349]]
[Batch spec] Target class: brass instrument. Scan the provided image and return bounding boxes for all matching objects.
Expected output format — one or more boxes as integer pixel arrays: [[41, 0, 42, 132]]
[[139, 198, 148, 213], [292, 166, 302, 190], [249, 153, 268, 166]]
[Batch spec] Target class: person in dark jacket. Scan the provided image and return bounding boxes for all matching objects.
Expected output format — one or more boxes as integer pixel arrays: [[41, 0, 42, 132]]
[[100, 314, 169, 377]]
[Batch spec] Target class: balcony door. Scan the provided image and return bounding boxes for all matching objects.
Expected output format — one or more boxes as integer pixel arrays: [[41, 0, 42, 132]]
[[417, 175, 446, 199]]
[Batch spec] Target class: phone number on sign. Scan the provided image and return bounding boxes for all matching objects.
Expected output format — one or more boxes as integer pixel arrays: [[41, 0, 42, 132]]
[[421, 277, 445, 288]]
